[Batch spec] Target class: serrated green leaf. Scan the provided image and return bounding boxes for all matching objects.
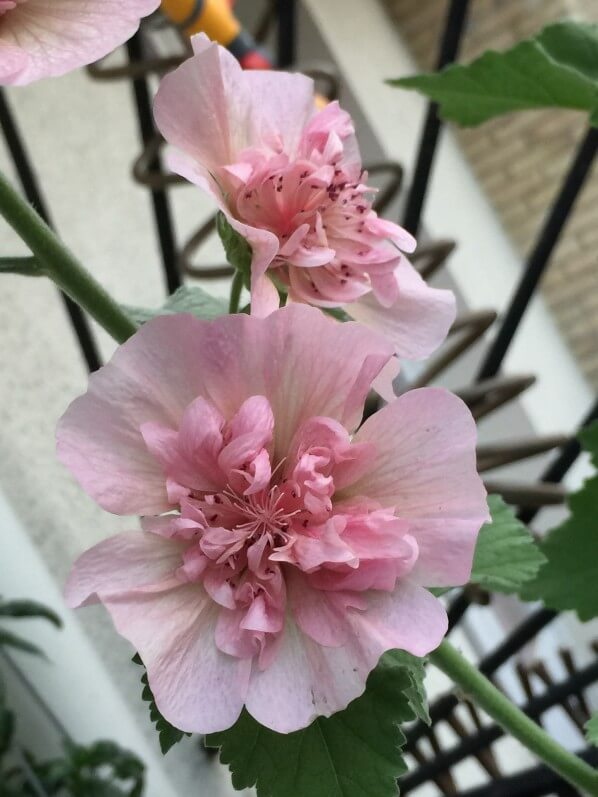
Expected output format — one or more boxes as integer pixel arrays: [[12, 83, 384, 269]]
[[470, 495, 546, 593], [520, 423, 598, 620], [132, 655, 190, 754], [217, 211, 252, 287], [0, 600, 62, 628], [124, 285, 227, 325], [388, 21, 598, 127], [388, 651, 430, 725], [206, 650, 419, 797], [0, 628, 46, 658], [586, 715, 598, 746]]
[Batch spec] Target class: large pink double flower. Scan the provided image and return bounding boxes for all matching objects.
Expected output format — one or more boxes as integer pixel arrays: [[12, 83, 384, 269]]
[[60, 307, 487, 734], [0, 0, 159, 85], [154, 35, 455, 360]]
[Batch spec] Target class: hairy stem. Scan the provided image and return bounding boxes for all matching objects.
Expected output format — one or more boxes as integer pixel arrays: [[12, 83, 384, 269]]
[[0, 170, 137, 343], [431, 640, 598, 794]]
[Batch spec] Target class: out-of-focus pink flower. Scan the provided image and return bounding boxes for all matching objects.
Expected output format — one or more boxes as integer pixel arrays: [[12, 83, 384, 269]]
[[59, 306, 487, 734], [153, 35, 455, 360], [0, 0, 159, 86]]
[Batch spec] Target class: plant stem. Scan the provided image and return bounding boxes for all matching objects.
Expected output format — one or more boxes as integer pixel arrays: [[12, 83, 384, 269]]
[[0, 170, 137, 344], [0, 256, 42, 275], [229, 269, 244, 314], [431, 640, 598, 795]]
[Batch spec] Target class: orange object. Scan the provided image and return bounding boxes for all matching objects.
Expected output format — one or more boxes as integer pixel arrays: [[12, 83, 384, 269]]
[[160, 0, 240, 45]]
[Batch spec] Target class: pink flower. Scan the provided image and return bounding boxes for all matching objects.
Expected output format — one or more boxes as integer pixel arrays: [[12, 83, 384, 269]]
[[0, 0, 159, 85], [153, 35, 456, 360], [59, 307, 487, 734]]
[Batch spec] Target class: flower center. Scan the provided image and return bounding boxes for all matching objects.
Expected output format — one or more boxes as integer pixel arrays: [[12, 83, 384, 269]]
[[223, 485, 300, 540], [142, 396, 413, 665]]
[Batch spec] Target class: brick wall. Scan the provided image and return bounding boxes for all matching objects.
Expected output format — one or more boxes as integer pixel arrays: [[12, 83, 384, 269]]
[[382, 0, 598, 388]]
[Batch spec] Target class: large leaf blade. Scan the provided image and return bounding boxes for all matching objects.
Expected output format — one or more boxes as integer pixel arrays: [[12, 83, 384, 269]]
[[389, 21, 598, 127], [521, 423, 598, 620], [124, 285, 227, 325], [207, 650, 421, 797], [471, 495, 546, 594]]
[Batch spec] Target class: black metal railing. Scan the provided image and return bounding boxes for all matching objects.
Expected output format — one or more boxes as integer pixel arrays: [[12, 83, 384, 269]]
[[0, 90, 101, 373]]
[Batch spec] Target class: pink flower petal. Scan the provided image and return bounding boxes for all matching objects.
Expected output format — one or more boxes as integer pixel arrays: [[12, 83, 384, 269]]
[[105, 585, 251, 733], [153, 34, 247, 172], [225, 216, 280, 319], [282, 518, 356, 572], [0, 0, 160, 85], [64, 531, 186, 608], [345, 258, 456, 360], [301, 101, 361, 181], [218, 396, 274, 475], [57, 308, 394, 513], [140, 396, 226, 496], [243, 68, 316, 156], [154, 33, 314, 173], [0, 42, 27, 82], [346, 388, 488, 587], [245, 580, 446, 732]]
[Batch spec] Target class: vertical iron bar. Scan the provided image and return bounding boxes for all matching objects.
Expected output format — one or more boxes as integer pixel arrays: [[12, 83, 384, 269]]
[[276, 0, 297, 68], [477, 127, 598, 381], [0, 89, 101, 373], [401, 0, 471, 236], [126, 33, 180, 295], [446, 589, 471, 630]]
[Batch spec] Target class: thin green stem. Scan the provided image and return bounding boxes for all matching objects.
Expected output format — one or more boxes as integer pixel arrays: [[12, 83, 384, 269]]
[[431, 640, 598, 795], [0, 170, 137, 344], [229, 269, 244, 314], [0, 256, 42, 276]]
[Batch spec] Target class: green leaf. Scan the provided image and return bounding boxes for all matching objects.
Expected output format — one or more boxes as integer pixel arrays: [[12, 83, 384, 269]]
[[537, 22, 598, 83], [521, 423, 598, 621], [124, 285, 227, 325], [470, 495, 546, 593], [0, 600, 62, 628], [388, 21, 598, 127], [323, 307, 351, 322], [586, 715, 598, 746], [0, 628, 46, 658], [206, 650, 420, 797], [386, 650, 429, 724], [132, 655, 190, 754], [216, 211, 252, 287], [66, 740, 145, 796]]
